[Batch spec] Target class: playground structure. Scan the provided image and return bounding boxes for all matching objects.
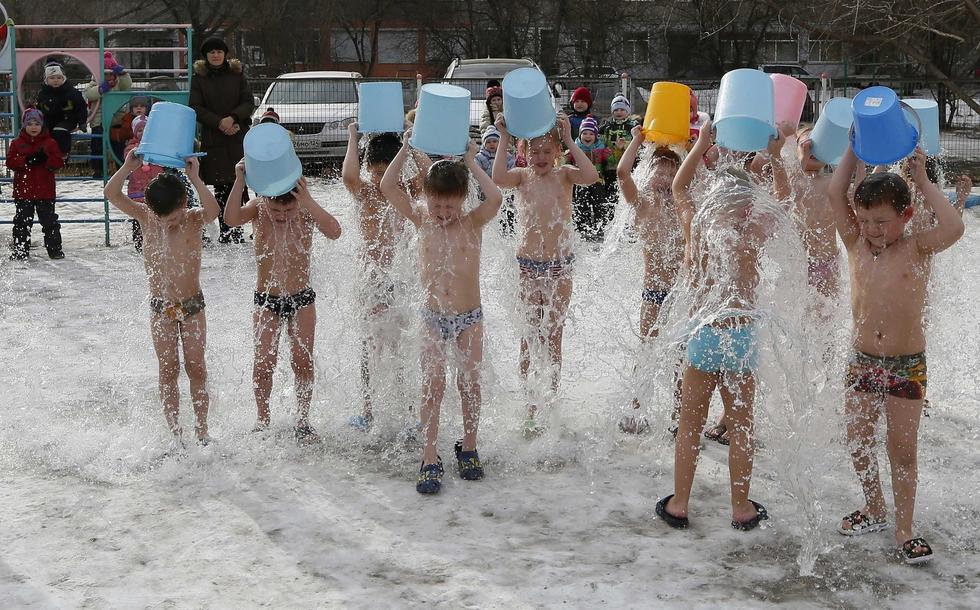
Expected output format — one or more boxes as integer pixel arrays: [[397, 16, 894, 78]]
[[0, 18, 194, 245]]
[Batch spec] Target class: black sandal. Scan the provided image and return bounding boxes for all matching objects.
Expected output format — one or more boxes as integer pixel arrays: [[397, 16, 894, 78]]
[[899, 537, 934, 565], [655, 494, 689, 529], [732, 500, 769, 531], [704, 423, 730, 446]]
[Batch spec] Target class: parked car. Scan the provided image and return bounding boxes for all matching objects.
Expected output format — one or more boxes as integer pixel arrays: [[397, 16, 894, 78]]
[[443, 58, 540, 137], [251, 71, 361, 160]]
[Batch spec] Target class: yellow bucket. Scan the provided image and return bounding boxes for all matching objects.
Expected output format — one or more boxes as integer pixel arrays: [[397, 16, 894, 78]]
[[643, 81, 692, 145]]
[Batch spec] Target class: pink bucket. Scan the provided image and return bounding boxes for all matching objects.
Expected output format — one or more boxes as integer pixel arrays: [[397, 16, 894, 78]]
[[770, 74, 808, 131]]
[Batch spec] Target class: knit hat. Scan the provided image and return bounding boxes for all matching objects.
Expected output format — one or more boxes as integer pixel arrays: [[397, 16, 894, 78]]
[[571, 87, 592, 108], [104, 51, 120, 71], [482, 125, 500, 144], [131, 115, 148, 137], [486, 86, 502, 102], [130, 96, 150, 109], [43, 62, 65, 82], [611, 94, 630, 113], [200, 37, 229, 57], [579, 116, 599, 135], [259, 107, 280, 124], [22, 108, 44, 125]]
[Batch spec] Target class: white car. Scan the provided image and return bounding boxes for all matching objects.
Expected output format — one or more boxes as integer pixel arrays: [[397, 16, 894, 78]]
[[443, 58, 541, 137], [251, 71, 361, 160]]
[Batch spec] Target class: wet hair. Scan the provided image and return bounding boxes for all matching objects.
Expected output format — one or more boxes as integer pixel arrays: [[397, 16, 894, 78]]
[[854, 172, 911, 213], [144, 173, 187, 216], [528, 128, 561, 150], [652, 147, 680, 166], [270, 190, 297, 204], [365, 132, 401, 166], [423, 159, 468, 199]]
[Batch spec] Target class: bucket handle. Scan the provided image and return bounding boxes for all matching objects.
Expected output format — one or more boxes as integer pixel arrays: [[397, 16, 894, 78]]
[[898, 100, 923, 149]]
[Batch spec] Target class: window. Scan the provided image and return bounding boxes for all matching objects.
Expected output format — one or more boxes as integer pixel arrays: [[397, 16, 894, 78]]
[[770, 39, 799, 63], [623, 32, 649, 64], [378, 29, 417, 64], [245, 45, 266, 67], [810, 40, 842, 62], [265, 79, 357, 104], [293, 30, 321, 65], [332, 29, 372, 62]]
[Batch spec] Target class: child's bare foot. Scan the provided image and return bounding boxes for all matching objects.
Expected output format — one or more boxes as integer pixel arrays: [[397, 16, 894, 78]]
[[731, 500, 768, 531], [295, 421, 322, 445], [252, 418, 271, 433]]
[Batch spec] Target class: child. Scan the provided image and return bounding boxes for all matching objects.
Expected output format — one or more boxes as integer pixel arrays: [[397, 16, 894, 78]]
[[380, 136, 503, 494], [124, 115, 164, 253], [829, 146, 963, 565], [109, 96, 150, 166], [342, 124, 428, 430], [480, 86, 503, 132], [567, 116, 611, 241], [657, 119, 789, 531], [84, 52, 133, 173], [224, 165, 342, 444], [616, 125, 682, 433], [104, 151, 221, 448], [475, 125, 517, 234], [34, 62, 88, 158], [492, 113, 601, 433], [258, 107, 280, 124], [8, 108, 65, 260], [599, 94, 641, 182], [791, 128, 840, 299], [567, 86, 594, 140]]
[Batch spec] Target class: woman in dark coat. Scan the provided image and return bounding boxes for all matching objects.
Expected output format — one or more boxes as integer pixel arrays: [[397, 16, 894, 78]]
[[189, 37, 254, 243]]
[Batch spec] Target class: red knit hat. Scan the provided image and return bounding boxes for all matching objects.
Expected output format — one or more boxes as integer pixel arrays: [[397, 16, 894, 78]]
[[486, 86, 502, 102], [571, 87, 592, 107], [259, 108, 280, 124]]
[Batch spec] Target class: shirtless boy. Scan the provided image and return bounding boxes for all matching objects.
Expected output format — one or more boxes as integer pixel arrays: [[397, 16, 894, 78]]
[[616, 125, 683, 434], [342, 123, 428, 430], [658, 120, 789, 531], [492, 112, 600, 434], [224, 166, 341, 444], [829, 146, 963, 564], [380, 137, 503, 494], [791, 128, 840, 299], [105, 152, 220, 448]]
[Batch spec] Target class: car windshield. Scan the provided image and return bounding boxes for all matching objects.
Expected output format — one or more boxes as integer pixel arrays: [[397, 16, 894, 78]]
[[265, 79, 357, 104], [450, 62, 530, 79]]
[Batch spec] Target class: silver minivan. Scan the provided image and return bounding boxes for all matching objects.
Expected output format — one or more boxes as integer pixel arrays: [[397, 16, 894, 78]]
[[251, 71, 361, 159]]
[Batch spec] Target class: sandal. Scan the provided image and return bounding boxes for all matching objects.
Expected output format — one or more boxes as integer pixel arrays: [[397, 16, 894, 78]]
[[618, 414, 650, 435], [704, 423, 729, 446], [416, 457, 444, 494], [655, 494, 689, 529], [294, 422, 322, 445], [732, 500, 769, 531], [898, 537, 933, 565], [454, 440, 484, 481], [837, 509, 888, 536]]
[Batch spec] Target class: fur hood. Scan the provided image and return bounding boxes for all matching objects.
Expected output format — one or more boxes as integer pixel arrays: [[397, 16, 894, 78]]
[[193, 58, 243, 77]]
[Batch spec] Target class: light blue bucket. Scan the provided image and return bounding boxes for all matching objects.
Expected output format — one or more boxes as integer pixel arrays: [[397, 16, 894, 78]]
[[136, 102, 203, 169], [902, 98, 940, 156], [713, 68, 776, 152], [244, 123, 302, 197], [850, 86, 919, 165], [410, 83, 471, 156], [358, 82, 405, 133], [502, 67, 556, 139], [809, 97, 853, 165]]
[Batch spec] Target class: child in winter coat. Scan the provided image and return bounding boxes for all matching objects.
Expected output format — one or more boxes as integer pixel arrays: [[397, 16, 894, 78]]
[[34, 62, 88, 158], [8, 109, 65, 260], [599, 94, 642, 209], [476, 125, 517, 234], [567, 86, 595, 140], [567, 116, 612, 241], [480, 86, 503, 133], [124, 115, 165, 252]]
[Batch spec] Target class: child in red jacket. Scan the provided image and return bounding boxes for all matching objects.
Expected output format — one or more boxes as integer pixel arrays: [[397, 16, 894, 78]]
[[8, 108, 65, 260]]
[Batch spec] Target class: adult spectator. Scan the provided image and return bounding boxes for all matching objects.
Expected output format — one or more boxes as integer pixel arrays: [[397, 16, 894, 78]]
[[189, 36, 254, 243], [83, 52, 132, 177]]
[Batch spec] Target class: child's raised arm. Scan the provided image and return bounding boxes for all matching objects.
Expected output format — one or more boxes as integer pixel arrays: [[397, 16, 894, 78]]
[[910, 148, 965, 255], [463, 141, 503, 227], [184, 157, 220, 224], [407, 146, 433, 197], [104, 148, 148, 223], [672, 118, 712, 240], [380, 135, 422, 227], [491, 116, 523, 189], [222, 160, 259, 227], [559, 113, 601, 186], [766, 127, 790, 202], [827, 146, 862, 249], [295, 177, 342, 239], [341, 122, 363, 195], [617, 125, 645, 206]]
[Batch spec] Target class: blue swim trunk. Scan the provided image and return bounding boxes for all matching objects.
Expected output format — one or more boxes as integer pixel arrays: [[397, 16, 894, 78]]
[[686, 322, 758, 373]]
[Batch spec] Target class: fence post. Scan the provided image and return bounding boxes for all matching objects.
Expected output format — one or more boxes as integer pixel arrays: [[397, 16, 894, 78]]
[[416, 73, 422, 105], [621, 71, 630, 108], [99, 27, 110, 247]]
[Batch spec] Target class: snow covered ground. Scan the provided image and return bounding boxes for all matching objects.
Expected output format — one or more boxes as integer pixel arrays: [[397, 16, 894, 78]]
[[1, 178, 979, 608]]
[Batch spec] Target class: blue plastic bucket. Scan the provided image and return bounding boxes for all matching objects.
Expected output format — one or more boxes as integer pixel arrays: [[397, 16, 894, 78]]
[[809, 97, 853, 165], [244, 123, 303, 196], [410, 83, 471, 156], [850, 86, 919, 165], [136, 102, 200, 169], [358, 81, 405, 133], [502, 67, 556, 139], [713, 69, 776, 152], [902, 98, 940, 156]]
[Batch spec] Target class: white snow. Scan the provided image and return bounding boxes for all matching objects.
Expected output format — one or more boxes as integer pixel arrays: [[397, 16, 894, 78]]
[[1, 178, 979, 608]]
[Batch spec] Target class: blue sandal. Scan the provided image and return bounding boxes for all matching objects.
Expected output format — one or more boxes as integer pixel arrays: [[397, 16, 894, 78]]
[[416, 457, 444, 494], [454, 440, 484, 481]]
